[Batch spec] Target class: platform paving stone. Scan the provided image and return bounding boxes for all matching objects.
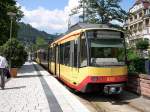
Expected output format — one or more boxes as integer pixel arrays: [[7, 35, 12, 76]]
[[0, 62, 50, 112], [0, 62, 90, 112]]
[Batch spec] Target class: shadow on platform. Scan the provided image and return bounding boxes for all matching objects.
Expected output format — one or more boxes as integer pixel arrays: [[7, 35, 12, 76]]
[[16, 74, 42, 78], [17, 62, 45, 77], [18, 64, 35, 74], [0, 86, 26, 90]]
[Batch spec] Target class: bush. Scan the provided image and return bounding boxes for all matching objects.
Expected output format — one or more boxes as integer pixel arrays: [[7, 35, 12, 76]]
[[127, 48, 146, 73], [0, 46, 3, 54], [128, 58, 146, 73], [136, 39, 149, 50], [3, 38, 28, 68], [127, 49, 139, 60]]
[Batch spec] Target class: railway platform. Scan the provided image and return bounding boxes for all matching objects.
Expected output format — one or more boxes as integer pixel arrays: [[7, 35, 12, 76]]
[[0, 62, 89, 112], [0, 62, 150, 112]]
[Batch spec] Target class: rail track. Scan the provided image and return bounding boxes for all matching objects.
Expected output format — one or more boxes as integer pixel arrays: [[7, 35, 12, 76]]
[[74, 91, 143, 112]]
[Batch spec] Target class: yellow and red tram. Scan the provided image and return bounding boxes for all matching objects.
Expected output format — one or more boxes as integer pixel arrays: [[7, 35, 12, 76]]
[[35, 49, 49, 69], [39, 23, 128, 94]]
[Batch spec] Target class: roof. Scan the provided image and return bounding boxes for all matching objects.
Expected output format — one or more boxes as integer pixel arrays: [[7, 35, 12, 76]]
[[51, 23, 122, 45], [53, 23, 110, 41], [129, 0, 150, 12], [135, 0, 150, 8], [68, 23, 110, 33]]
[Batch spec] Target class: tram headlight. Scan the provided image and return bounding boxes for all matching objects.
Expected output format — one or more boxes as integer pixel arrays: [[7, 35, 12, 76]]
[[110, 87, 116, 93]]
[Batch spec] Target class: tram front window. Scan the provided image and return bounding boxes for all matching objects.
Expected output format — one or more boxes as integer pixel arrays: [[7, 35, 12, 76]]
[[90, 39, 125, 66]]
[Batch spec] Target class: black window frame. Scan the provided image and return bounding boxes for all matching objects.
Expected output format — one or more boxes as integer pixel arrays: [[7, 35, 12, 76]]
[[64, 41, 71, 66], [80, 33, 88, 67], [87, 30, 127, 66]]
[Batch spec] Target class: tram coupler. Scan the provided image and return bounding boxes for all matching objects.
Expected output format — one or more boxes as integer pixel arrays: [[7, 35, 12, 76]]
[[104, 84, 123, 94]]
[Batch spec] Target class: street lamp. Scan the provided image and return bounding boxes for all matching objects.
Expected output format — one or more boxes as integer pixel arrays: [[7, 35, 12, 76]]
[[7, 12, 16, 70], [7, 12, 16, 41]]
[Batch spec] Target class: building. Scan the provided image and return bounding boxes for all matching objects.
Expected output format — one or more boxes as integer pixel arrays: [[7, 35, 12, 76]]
[[125, 0, 150, 46]]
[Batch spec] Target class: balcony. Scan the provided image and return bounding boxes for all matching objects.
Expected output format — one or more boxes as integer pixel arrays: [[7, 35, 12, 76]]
[[143, 13, 150, 18]]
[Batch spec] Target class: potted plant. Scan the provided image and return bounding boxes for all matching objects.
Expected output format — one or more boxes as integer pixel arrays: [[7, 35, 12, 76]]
[[3, 38, 27, 77]]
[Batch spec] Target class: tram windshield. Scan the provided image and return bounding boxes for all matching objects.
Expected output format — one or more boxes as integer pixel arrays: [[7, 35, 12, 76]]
[[87, 30, 126, 66]]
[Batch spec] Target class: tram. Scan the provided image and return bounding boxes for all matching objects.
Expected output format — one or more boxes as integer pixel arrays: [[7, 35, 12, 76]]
[[38, 23, 128, 94], [35, 49, 49, 69]]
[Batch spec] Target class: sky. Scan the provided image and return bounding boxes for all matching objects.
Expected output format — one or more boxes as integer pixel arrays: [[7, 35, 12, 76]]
[[16, 0, 135, 34]]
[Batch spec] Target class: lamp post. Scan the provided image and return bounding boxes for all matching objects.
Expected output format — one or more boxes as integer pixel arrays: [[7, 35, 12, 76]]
[[7, 12, 16, 70]]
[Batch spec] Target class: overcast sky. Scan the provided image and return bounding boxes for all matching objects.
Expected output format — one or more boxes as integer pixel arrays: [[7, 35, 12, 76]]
[[16, 0, 135, 34]]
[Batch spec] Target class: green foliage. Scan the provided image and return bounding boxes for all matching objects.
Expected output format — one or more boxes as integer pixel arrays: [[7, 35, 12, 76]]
[[71, 0, 127, 24], [0, 46, 4, 55], [3, 38, 27, 68], [128, 58, 146, 74], [136, 39, 149, 50], [36, 37, 47, 49], [0, 0, 23, 45], [127, 48, 146, 73], [127, 49, 139, 60]]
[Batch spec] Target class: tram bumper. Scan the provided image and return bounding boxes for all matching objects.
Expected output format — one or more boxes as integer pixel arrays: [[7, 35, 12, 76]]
[[104, 84, 123, 94]]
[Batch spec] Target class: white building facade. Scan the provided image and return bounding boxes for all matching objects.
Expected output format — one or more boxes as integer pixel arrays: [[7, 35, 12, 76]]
[[125, 0, 150, 46]]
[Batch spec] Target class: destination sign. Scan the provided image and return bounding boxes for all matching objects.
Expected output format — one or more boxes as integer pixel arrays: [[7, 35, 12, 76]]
[[87, 30, 121, 39]]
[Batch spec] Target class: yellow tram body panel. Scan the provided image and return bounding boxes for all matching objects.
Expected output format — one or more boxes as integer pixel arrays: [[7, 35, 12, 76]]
[[77, 66, 127, 84], [50, 61, 127, 89], [36, 57, 40, 64]]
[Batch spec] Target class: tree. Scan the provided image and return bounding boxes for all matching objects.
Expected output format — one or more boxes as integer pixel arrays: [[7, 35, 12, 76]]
[[3, 38, 27, 67], [136, 39, 149, 50], [36, 37, 47, 49], [71, 0, 127, 24], [136, 39, 149, 58], [0, 0, 23, 45]]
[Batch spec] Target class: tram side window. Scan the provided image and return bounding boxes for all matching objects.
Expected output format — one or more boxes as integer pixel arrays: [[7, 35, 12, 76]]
[[51, 47, 55, 62], [49, 48, 52, 61], [51, 48, 53, 61], [60, 44, 64, 64], [80, 38, 87, 67], [64, 42, 70, 66], [74, 39, 78, 67]]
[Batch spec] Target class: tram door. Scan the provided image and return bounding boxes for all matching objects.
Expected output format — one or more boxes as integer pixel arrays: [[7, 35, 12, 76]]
[[71, 39, 79, 84]]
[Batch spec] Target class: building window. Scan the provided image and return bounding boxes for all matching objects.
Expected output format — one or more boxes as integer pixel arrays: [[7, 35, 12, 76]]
[[146, 9, 149, 15], [133, 24, 137, 33], [146, 19, 149, 26], [129, 25, 133, 33], [138, 22, 143, 31], [130, 17, 133, 22], [139, 12, 142, 18], [134, 15, 137, 20], [144, 9, 146, 15]]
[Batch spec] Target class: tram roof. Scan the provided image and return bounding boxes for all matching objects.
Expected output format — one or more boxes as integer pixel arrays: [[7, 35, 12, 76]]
[[69, 23, 109, 32], [51, 23, 123, 45], [68, 23, 122, 33]]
